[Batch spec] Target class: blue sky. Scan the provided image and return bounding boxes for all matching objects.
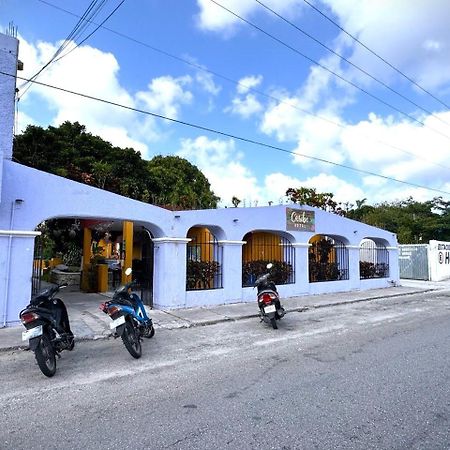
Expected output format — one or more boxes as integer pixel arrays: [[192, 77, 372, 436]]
[[2, 0, 450, 207]]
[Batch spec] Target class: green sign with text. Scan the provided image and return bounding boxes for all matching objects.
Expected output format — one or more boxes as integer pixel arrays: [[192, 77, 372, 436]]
[[286, 208, 315, 232]]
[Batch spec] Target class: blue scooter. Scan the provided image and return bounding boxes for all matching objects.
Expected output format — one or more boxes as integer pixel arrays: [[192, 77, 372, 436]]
[[100, 268, 154, 358]]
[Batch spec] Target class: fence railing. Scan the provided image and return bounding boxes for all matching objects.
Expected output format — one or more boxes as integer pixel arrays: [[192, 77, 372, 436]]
[[309, 237, 349, 282], [186, 230, 223, 290], [360, 243, 390, 279], [242, 234, 295, 287]]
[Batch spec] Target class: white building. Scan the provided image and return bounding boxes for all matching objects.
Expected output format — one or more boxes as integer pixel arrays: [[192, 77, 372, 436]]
[[0, 33, 399, 327]]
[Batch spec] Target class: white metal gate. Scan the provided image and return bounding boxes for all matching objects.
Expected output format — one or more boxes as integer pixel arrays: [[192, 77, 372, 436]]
[[398, 245, 429, 280]]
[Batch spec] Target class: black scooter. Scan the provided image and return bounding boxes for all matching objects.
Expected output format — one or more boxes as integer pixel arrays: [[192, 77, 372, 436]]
[[254, 263, 285, 329], [19, 284, 74, 377]]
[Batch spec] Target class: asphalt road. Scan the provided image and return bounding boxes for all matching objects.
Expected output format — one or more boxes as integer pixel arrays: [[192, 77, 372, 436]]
[[1, 291, 449, 450]]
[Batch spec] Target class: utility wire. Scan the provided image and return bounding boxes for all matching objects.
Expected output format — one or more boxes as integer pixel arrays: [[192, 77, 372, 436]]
[[208, 0, 450, 142], [28, 0, 450, 172], [3, 70, 450, 197], [52, 0, 125, 65], [19, 0, 101, 94], [301, 0, 450, 111], [254, 0, 450, 127], [19, 0, 124, 100]]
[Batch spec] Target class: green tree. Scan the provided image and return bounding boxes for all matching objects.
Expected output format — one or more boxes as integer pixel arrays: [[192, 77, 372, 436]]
[[286, 187, 346, 216], [348, 196, 450, 244], [231, 196, 241, 207], [146, 155, 219, 209], [13, 121, 219, 209]]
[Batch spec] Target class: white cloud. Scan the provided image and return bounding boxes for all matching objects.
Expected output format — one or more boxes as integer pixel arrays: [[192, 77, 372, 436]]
[[177, 136, 262, 204], [321, 0, 450, 90], [136, 75, 193, 119], [237, 75, 263, 94], [341, 112, 450, 185], [264, 172, 365, 205], [16, 111, 37, 134], [15, 36, 198, 159], [195, 0, 305, 34], [259, 81, 450, 203], [226, 94, 263, 118], [225, 74, 264, 118], [195, 71, 221, 96]]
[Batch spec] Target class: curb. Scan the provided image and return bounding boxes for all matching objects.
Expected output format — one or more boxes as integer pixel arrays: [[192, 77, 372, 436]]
[[0, 288, 436, 352]]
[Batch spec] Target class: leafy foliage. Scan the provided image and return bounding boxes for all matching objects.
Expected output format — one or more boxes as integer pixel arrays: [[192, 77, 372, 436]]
[[308, 238, 346, 282], [242, 260, 293, 287], [286, 187, 347, 216], [186, 260, 221, 290], [346, 196, 450, 244], [286, 186, 450, 244], [359, 261, 389, 279], [13, 121, 219, 210]]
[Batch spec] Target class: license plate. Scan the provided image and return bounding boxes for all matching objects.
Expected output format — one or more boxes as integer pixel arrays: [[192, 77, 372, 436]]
[[110, 315, 126, 329], [22, 325, 43, 341], [264, 304, 276, 314]]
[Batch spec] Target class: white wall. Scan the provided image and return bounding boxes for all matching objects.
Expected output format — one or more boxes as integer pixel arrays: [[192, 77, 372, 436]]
[[0, 32, 400, 325], [0, 33, 19, 203], [429, 240, 450, 281]]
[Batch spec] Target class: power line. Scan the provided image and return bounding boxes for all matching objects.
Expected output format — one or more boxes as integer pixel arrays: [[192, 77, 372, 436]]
[[208, 0, 450, 142], [3, 70, 450, 197], [19, 0, 124, 100], [52, 0, 125, 65], [254, 0, 450, 128], [300, 0, 450, 111], [22, 0, 450, 172], [19, 0, 102, 95]]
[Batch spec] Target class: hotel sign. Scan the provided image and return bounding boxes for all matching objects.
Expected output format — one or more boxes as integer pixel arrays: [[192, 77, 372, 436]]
[[286, 208, 315, 232]]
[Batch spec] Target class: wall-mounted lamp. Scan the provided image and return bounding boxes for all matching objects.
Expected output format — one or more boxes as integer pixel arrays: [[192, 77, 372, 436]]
[[233, 218, 239, 223], [15, 199, 24, 204], [174, 215, 181, 219], [353, 230, 358, 234]]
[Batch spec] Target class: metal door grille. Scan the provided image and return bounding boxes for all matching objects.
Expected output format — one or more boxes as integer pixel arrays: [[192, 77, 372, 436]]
[[32, 235, 43, 296], [399, 244, 429, 280]]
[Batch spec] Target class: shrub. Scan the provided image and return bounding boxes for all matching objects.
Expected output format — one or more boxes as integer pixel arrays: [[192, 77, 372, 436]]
[[186, 260, 221, 290], [242, 260, 293, 287]]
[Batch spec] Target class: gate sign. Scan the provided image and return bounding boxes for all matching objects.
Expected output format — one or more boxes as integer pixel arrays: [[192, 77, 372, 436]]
[[438, 243, 450, 264], [286, 208, 315, 232]]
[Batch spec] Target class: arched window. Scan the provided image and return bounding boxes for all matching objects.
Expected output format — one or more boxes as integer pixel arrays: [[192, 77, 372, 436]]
[[186, 227, 223, 290], [242, 232, 295, 287], [309, 235, 349, 282], [360, 239, 390, 279]]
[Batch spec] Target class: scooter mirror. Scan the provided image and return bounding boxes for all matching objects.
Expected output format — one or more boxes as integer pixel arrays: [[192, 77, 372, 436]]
[[266, 263, 273, 269], [125, 267, 132, 276]]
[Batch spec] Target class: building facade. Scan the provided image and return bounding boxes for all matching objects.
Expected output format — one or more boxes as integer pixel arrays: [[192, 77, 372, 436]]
[[0, 33, 399, 326]]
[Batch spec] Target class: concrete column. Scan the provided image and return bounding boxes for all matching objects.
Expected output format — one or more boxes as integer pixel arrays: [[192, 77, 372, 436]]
[[0, 34, 19, 204], [387, 247, 400, 281], [81, 227, 92, 291], [152, 238, 191, 309], [121, 221, 133, 283], [292, 243, 310, 294], [347, 246, 361, 290], [219, 240, 246, 302], [0, 231, 39, 327]]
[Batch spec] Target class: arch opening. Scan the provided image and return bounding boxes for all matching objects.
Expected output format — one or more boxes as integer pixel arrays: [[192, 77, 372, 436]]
[[308, 235, 349, 283], [186, 226, 223, 290], [359, 238, 390, 279], [242, 231, 295, 287]]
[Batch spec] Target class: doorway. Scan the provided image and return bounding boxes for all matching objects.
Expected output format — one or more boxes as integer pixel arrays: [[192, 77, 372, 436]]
[[133, 228, 154, 307]]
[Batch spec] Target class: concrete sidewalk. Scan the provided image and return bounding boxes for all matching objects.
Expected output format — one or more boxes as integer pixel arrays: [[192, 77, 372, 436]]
[[0, 280, 444, 352]]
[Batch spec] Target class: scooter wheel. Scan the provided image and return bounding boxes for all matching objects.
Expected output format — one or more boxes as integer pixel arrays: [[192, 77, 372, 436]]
[[270, 317, 278, 329], [35, 334, 57, 377], [144, 325, 155, 339], [122, 322, 142, 359]]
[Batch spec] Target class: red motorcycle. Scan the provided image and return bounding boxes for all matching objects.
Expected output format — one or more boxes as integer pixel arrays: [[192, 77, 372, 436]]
[[254, 263, 285, 329]]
